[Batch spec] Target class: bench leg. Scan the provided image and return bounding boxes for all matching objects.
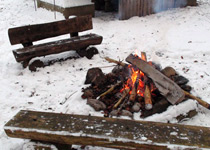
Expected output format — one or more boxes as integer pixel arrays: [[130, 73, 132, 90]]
[[70, 32, 78, 37], [21, 59, 31, 68], [29, 60, 44, 72], [22, 42, 33, 47], [76, 47, 99, 59], [76, 47, 88, 57]]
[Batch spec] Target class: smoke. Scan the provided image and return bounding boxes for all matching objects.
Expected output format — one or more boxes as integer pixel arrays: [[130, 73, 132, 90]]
[[153, 0, 187, 14]]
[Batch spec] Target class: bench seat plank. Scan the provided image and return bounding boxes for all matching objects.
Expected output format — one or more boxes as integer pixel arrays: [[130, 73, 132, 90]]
[[13, 34, 103, 62], [4, 110, 210, 149]]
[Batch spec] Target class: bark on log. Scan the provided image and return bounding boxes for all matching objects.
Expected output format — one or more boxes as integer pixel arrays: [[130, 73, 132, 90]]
[[13, 34, 103, 62], [129, 86, 136, 101], [4, 110, 210, 149], [144, 84, 153, 110], [8, 15, 92, 45], [141, 52, 153, 110], [126, 54, 185, 105]]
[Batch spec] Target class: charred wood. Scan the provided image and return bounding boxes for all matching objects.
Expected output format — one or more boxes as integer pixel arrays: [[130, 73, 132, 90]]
[[180, 85, 192, 92], [141, 97, 171, 118], [85, 67, 106, 86], [98, 82, 122, 98], [173, 75, 189, 85]]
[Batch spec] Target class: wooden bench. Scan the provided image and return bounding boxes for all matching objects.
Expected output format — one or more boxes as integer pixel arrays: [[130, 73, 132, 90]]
[[9, 15, 103, 69], [4, 110, 210, 150]]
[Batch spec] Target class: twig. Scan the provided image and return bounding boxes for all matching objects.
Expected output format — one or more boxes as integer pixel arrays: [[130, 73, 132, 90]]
[[184, 90, 210, 110], [105, 57, 127, 67], [98, 82, 121, 99], [60, 91, 77, 105], [117, 95, 128, 113], [98, 65, 117, 68], [113, 88, 130, 109]]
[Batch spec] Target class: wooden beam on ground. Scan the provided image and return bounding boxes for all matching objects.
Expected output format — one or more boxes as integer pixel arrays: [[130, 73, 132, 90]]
[[13, 34, 103, 62], [4, 110, 210, 149], [8, 15, 92, 45]]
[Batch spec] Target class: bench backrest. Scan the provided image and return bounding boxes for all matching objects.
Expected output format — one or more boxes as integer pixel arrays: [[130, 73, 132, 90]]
[[8, 15, 92, 46]]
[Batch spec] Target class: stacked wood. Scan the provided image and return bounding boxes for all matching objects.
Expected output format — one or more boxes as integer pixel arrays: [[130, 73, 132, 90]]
[[126, 54, 185, 105], [82, 53, 203, 119]]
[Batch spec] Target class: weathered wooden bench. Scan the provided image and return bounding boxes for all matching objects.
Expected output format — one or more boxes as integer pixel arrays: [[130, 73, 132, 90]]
[[4, 110, 210, 150], [9, 15, 103, 69]]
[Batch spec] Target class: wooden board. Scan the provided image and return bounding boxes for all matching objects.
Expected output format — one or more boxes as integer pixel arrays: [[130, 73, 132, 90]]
[[8, 15, 92, 45], [13, 34, 103, 62], [4, 110, 210, 149], [119, 0, 197, 20]]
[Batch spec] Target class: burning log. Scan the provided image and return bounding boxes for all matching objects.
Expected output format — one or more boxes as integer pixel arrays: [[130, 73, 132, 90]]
[[126, 54, 185, 105], [141, 52, 153, 110], [144, 84, 153, 110], [129, 86, 136, 101]]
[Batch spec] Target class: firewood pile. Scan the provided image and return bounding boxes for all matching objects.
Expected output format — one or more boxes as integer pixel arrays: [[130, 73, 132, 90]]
[[82, 52, 209, 118]]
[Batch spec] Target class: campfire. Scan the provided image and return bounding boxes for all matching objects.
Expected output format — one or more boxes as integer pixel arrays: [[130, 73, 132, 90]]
[[82, 52, 209, 118]]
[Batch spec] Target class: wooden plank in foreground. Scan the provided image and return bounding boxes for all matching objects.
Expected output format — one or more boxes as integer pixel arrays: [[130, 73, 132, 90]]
[[4, 110, 210, 149]]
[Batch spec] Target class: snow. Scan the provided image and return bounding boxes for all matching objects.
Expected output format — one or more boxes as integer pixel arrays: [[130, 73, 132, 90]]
[[41, 0, 93, 8], [1, 0, 210, 149]]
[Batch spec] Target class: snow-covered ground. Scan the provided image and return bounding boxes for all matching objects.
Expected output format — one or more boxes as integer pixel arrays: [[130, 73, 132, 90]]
[[0, 0, 210, 149], [41, 0, 93, 8]]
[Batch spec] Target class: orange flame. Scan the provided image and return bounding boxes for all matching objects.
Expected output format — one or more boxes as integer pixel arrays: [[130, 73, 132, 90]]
[[121, 65, 145, 97]]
